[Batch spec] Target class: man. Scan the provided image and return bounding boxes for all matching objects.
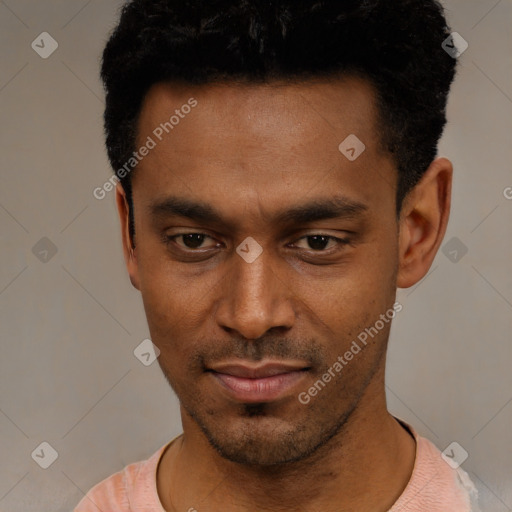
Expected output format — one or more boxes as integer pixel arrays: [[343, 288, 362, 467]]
[[76, 0, 481, 510]]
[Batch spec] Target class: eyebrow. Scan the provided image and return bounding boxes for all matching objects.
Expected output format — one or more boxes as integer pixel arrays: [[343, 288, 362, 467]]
[[150, 194, 368, 227]]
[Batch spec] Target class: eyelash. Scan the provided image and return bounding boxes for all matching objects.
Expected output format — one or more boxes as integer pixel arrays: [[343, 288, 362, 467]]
[[164, 232, 351, 254]]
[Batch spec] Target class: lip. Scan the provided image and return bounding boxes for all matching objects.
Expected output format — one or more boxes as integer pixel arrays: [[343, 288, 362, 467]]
[[208, 361, 310, 403]]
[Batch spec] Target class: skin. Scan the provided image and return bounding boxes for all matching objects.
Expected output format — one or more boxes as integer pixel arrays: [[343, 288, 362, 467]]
[[115, 76, 452, 512]]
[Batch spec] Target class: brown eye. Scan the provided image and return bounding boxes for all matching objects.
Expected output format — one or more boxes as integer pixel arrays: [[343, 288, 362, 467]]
[[293, 235, 349, 252], [167, 233, 218, 250]]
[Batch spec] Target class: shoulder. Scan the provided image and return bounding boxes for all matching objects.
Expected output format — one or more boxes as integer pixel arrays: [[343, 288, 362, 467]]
[[390, 420, 481, 512], [73, 440, 175, 512], [73, 463, 132, 512]]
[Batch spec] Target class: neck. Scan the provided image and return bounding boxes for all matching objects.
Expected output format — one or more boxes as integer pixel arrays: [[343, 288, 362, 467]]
[[158, 368, 416, 512]]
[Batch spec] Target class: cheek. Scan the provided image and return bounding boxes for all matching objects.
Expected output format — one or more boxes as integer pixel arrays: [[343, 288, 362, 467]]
[[136, 252, 217, 369], [137, 261, 189, 350], [137, 241, 188, 315], [300, 237, 398, 359], [303, 242, 397, 320], [349, 228, 399, 303]]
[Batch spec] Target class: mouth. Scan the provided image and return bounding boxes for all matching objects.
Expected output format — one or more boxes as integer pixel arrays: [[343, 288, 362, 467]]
[[207, 361, 311, 403]]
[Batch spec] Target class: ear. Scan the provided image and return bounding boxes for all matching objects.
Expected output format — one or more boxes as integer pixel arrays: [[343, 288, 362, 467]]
[[115, 183, 140, 290], [397, 157, 453, 288]]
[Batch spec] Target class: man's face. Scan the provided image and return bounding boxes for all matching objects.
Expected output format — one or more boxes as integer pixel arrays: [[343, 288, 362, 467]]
[[127, 77, 400, 465]]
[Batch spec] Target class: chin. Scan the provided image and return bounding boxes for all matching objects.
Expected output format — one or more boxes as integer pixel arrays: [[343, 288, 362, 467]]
[[187, 402, 346, 466]]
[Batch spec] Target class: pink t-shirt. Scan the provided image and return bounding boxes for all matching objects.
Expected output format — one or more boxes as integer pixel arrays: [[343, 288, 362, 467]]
[[74, 419, 480, 511]]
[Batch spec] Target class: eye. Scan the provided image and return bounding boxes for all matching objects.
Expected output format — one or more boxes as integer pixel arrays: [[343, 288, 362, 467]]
[[292, 234, 350, 252], [167, 233, 219, 250], [165, 232, 351, 255]]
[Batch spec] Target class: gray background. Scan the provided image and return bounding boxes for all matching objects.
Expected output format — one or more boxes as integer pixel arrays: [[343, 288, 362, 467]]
[[0, 0, 511, 511]]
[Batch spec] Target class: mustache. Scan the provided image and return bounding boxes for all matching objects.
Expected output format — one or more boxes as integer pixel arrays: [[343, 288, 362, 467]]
[[188, 336, 327, 371]]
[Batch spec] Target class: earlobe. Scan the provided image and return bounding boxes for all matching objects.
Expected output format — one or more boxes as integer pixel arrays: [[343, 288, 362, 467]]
[[115, 183, 141, 291], [397, 157, 453, 289]]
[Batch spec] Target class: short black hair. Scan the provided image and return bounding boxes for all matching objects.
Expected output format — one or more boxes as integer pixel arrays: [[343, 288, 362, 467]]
[[101, 0, 457, 244]]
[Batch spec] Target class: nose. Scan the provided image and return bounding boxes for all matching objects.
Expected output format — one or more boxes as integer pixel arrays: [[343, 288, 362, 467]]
[[215, 246, 295, 340]]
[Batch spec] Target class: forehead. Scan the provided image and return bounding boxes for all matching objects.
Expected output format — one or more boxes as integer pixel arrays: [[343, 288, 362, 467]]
[[138, 76, 380, 148], [133, 77, 395, 223]]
